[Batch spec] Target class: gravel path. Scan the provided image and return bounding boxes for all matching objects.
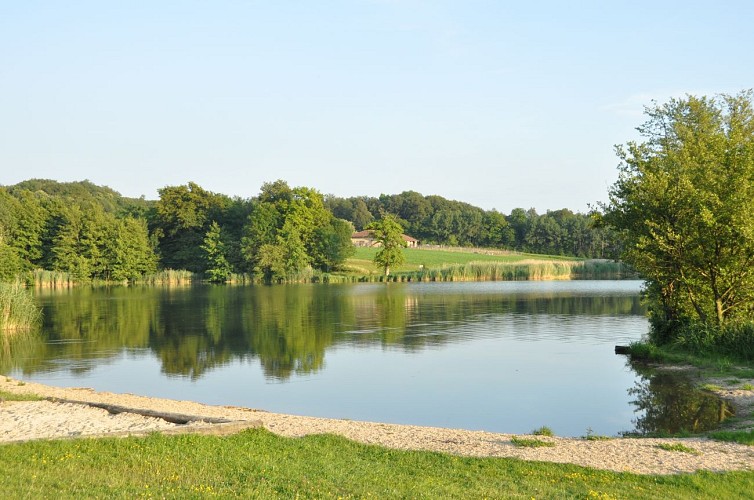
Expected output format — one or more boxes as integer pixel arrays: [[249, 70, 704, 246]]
[[2, 377, 753, 475]]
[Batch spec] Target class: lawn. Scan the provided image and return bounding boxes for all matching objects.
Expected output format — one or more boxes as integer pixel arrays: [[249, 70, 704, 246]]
[[346, 246, 577, 275], [3, 429, 753, 499]]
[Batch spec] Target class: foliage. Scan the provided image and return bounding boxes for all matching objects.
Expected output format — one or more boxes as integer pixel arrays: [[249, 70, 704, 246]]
[[369, 212, 406, 276], [240, 181, 352, 282], [311, 217, 356, 272], [0, 177, 622, 284], [0, 283, 42, 332], [672, 322, 754, 361], [510, 437, 556, 448], [0, 389, 42, 401], [200, 221, 232, 282], [655, 443, 701, 454], [5, 430, 754, 499], [532, 426, 554, 436], [602, 91, 754, 343], [151, 182, 231, 273], [583, 428, 612, 441], [709, 429, 754, 445], [327, 191, 620, 258]]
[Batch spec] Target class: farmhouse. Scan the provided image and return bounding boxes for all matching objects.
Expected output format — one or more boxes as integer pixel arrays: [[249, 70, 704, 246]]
[[351, 230, 419, 248]]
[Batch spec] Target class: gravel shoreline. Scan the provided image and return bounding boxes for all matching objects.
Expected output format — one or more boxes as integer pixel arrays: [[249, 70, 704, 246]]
[[2, 377, 753, 475]]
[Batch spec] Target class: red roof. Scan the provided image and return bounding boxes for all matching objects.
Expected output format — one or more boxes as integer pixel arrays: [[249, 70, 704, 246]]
[[351, 230, 417, 242]]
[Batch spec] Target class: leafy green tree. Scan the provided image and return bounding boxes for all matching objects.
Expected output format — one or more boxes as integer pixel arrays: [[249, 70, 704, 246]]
[[152, 182, 229, 272], [201, 221, 232, 282], [369, 213, 406, 276], [241, 181, 333, 281], [602, 91, 754, 339], [103, 216, 157, 281], [279, 223, 310, 276], [482, 210, 514, 248], [351, 198, 374, 230], [311, 218, 356, 272], [0, 190, 20, 279], [255, 243, 286, 282]]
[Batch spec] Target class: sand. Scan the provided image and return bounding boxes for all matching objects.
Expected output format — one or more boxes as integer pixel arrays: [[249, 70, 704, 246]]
[[1, 376, 753, 475]]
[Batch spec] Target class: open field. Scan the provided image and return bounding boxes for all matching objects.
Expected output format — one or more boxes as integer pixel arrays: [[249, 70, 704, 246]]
[[347, 246, 576, 273], [341, 246, 631, 282]]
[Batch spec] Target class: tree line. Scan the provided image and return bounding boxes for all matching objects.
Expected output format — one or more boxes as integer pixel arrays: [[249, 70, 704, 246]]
[[0, 178, 618, 284], [326, 192, 619, 257]]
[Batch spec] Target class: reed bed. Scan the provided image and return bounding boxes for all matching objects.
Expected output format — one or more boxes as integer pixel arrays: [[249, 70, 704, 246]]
[[136, 269, 195, 285], [404, 259, 632, 282], [0, 282, 42, 333], [31, 269, 77, 288]]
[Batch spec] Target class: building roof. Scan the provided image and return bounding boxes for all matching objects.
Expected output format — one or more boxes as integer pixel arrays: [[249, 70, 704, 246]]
[[351, 230, 418, 242]]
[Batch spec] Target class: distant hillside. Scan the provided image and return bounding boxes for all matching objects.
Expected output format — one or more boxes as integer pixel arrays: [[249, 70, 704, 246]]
[[7, 179, 152, 214]]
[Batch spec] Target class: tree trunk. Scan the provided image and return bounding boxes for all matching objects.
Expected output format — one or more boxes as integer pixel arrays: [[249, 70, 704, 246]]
[[716, 298, 724, 326]]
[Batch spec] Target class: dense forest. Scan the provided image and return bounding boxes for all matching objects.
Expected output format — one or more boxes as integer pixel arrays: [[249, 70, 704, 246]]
[[0, 179, 619, 283]]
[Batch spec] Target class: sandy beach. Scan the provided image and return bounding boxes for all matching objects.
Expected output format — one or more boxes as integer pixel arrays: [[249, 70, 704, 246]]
[[2, 376, 753, 475]]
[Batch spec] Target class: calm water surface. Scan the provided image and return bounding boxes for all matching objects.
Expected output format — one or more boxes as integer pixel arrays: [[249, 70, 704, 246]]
[[7, 280, 652, 436]]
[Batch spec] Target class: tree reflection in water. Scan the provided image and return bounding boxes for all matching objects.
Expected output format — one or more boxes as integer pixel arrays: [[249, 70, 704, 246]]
[[625, 363, 734, 435]]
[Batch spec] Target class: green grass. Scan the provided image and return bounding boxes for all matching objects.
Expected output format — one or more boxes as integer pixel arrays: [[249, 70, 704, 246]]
[[656, 443, 701, 455], [624, 341, 754, 379], [349, 246, 574, 274], [3, 430, 754, 498], [347, 247, 630, 282], [531, 426, 554, 437], [709, 429, 754, 446], [510, 436, 556, 448], [583, 428, 613, 441], [741, 383, 754, 391], [700, 383, 722, 392], [0, 389, 42, 401]]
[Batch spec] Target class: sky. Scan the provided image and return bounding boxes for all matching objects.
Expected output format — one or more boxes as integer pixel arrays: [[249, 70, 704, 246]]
[[1, 1, 753, 213]]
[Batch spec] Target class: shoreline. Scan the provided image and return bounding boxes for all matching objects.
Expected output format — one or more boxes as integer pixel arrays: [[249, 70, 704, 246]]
[[2, 376, 753, 475]]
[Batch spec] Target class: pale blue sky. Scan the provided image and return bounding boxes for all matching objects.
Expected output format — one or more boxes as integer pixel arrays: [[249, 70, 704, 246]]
[[2, 1, 752, 212]]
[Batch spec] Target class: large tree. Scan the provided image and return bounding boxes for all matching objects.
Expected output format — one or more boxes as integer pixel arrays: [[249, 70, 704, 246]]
[[602, 91, 754, 340], [151, 182, 230, 273], [369, 212, 406, 277]]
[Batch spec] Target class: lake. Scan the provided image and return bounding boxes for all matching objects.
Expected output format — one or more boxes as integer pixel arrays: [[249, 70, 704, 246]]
[[6, 280, 654, 437]]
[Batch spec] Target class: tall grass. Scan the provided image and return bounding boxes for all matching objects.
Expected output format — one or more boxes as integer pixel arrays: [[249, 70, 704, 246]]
[[402, 259, 632, 282], [31, 269, 77, 288], [0, 282, 42, 333], [135, 269, 194, 286], [673, 322, 754, 362]]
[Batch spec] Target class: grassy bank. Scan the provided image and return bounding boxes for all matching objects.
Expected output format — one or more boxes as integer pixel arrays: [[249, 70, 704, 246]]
[[2, 429, 754, 498], [625, 335, 754, 373], [343, 247, 633, 282]]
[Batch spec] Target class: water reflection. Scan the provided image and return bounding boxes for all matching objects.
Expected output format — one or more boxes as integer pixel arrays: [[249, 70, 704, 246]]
[[0, 329, 44, 374], [24, 282, 645, 381], [625, 362, 735, 435], [7, 281, 660, 436]]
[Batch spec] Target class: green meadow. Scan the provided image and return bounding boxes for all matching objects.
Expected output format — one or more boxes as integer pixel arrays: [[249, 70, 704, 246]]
[[2, 429, 753, 499], [342, 246, 631, 281]]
